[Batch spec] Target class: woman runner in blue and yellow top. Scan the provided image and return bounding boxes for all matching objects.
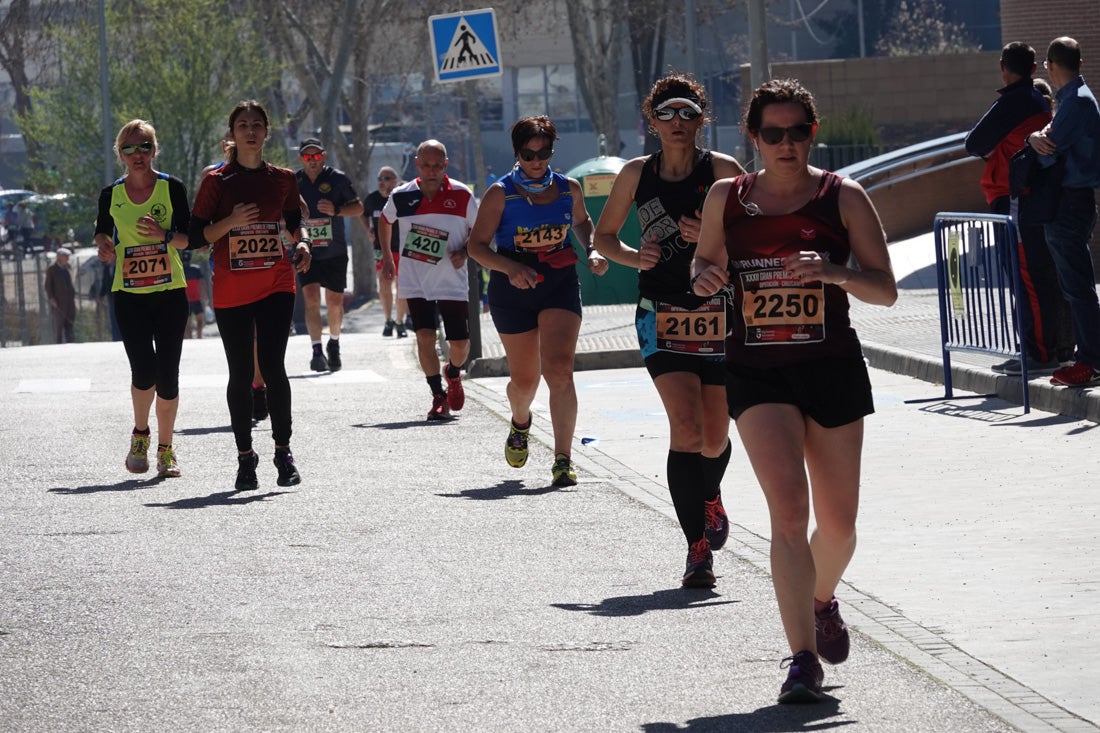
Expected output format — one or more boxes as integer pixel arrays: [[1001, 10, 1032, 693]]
[[468, 116, 608, 487], [94, 119, 192, 478], [594, 74, 745, 588]]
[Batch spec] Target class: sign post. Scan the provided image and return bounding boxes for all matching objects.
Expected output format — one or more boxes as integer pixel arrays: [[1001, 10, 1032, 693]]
[[428, 8, 503, 84]]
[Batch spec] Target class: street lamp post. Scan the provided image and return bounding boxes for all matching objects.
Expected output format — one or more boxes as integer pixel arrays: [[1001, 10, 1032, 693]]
[[99, 0, 112, 185]]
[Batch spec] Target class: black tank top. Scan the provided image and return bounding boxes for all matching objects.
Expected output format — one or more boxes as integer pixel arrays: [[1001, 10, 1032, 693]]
[[634, 150, 716, 308]]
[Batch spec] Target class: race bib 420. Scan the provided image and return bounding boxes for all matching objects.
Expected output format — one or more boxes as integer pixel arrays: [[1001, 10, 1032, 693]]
[[402, 223, 449, 265]]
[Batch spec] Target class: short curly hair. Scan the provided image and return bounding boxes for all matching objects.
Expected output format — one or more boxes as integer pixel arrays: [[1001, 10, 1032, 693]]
[[743, 78, 818, 135], [642, 73, 710, 124]]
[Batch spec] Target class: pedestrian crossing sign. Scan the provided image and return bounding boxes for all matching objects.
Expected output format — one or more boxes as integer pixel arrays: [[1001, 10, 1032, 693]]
[[429, 8, 503, 83]]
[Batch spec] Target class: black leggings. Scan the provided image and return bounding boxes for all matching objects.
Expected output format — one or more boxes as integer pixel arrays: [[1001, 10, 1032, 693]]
[[113, 288, 189, 399], [214, 291, 294, 452]]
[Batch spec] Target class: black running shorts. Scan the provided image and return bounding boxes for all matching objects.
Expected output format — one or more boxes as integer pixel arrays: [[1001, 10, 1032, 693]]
[[725, 355, 874, 428], [298, 254, 348, 291], [406, 297, 469, 340]]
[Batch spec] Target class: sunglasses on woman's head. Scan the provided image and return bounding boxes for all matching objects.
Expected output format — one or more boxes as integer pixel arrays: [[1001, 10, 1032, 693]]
[[758, 123, 815, 145], [654, 107, 702, 122], [120, 141, 153, 155], [518, 147, 553, 162], [300, 152, 325, 162]]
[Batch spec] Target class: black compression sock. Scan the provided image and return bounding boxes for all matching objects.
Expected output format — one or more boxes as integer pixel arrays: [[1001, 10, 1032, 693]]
[[427, 374, 444, 395], [667, 450, 706, 544]]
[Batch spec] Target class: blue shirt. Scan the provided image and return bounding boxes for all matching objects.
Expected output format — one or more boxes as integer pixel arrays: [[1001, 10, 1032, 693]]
[[1043, 76, 1100, 188]]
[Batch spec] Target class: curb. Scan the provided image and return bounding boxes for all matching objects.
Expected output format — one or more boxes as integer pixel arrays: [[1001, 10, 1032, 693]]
[[469, 339, 1100, 423], [467, 348, 642, 378], [863, 342, 1100, 422]]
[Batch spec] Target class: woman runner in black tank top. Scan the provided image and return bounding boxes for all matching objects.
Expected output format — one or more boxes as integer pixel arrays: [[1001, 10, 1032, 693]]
[[594, 74, 745, 589]]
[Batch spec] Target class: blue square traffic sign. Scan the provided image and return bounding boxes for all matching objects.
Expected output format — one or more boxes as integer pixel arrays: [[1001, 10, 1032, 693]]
[[429, 8, 503, 83]]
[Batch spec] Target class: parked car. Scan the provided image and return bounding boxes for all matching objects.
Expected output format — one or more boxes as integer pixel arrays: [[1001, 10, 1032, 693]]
[[20, 192, 98, 253], [1, 188, 37, 258]]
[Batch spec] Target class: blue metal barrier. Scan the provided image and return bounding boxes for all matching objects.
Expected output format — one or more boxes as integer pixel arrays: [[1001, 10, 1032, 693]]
[[933, 212, 1030, 413]]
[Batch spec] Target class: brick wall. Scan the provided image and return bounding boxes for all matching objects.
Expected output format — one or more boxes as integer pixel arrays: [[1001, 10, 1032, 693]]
[[1001, 0, 1100, 74], [740, 52, 1003, 143]]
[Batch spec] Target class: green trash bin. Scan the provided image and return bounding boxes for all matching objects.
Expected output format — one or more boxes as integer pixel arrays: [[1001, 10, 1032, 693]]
[[566, 156, 641, 305]]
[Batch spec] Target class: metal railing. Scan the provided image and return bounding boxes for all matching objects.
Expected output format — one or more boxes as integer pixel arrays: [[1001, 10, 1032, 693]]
[[0, 248, 114, 347], [933, 212, 1030, 412]]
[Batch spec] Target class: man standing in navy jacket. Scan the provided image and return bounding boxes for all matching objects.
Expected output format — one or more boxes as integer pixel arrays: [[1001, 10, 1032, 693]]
[[966, 41, 1070, 375], [1027, 37, 1100, 388]]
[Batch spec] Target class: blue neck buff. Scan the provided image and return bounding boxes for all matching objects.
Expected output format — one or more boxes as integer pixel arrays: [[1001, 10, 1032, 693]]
[[510, 164, 554, 194]]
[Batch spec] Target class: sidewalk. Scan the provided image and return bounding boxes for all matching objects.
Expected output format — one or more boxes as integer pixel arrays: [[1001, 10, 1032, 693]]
[[456, 231, 1100, 731]]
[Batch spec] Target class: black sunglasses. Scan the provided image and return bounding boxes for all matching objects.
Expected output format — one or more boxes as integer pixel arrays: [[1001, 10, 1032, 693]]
[[654, 107, 702, 122], [120, 141, 153, 155], [758, 123, 815, 145], [518, 147, 553, 162]]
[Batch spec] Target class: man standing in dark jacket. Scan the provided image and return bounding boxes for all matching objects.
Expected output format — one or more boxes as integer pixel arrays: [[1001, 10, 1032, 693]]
[[1028, 37, 1100, 388], [44, 247, 77, 343], [966, 41, 1071, 374]]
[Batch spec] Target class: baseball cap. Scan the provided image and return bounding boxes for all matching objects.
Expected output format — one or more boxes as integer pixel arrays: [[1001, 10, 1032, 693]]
[[298, 138, 325, 153], [56, 247, 72, 257]]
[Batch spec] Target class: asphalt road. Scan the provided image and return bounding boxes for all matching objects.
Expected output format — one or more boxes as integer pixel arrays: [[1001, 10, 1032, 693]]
[[0, 302, 1094, 732]]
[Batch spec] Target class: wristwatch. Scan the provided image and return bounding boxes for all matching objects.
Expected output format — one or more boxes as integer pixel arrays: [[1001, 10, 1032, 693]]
[[162, 230, 173, 245]]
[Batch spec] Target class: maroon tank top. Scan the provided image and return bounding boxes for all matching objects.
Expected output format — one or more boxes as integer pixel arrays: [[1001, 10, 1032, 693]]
[[720, 170, 863, 368]]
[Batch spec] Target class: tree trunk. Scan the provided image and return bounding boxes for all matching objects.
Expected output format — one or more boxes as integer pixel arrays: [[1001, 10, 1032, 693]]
[[564, 0, 624, 156]]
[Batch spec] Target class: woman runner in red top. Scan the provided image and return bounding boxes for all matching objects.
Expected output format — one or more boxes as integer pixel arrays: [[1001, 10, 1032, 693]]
[[189, 100, 312, 492], [692, 79, 896, 704]]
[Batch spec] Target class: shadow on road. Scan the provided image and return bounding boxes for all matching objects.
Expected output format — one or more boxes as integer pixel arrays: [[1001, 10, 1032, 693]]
[[641, 695, 849, 731], [49, 477, 165, 494], [175, 424, 234, 436], [436, 479, 569, 500], [354, 420, 459, 430], [144, 489, 291, 509], [552, 587, 737, 617]]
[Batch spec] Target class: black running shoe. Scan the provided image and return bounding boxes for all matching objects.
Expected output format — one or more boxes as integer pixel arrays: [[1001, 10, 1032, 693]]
[[252, 386, 268, 422], [310, 349, 329, 372], [815, 596, 850, 665], [235, 451, 259, 491], [704, 493, 730, 550], [273, 448, 301, 486], [382, 319, 395, 337], [778, 650, 824, 704], [326, 339, 342, 372], [682, 537, 716, 588]]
